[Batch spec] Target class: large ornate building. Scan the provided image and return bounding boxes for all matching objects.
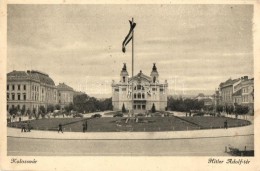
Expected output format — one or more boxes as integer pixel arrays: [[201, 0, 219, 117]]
[[7, 70, 75, 114], [7, 70, 58, 113], [112, 63, 168, 113]]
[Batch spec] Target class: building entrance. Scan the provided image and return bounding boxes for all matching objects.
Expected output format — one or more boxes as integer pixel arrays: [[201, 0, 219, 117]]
[[133, 100, 146, 113]]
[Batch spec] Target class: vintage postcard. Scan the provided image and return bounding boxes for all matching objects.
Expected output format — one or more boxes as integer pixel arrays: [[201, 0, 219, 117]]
[[0, 0, 259, 171]]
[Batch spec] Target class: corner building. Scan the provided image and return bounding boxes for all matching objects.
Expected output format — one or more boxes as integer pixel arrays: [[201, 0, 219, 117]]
[[112, 63, 168, 113], [7, 70, 58, 113]]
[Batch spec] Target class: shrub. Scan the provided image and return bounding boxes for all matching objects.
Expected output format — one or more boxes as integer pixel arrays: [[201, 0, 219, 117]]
[[151, 103, 156, 113], [122, 103, 126, 113]]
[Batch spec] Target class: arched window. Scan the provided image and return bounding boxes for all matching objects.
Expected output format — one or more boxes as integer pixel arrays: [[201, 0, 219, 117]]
[[123, 76, 125, 82], [138, 93, 141, 99]]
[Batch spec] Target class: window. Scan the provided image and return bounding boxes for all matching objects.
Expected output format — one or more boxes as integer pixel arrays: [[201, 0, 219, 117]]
[[23, 94, 26, 100], [114, 88, 119, 92], [153, 77, 156, 83], [142, 93, 145, 99], [18, 94, 20, 100], [18, 85, 20, 90], [24, 85, 26, 90], [7, 105, 9, 110], [152, 88, 157, 91], [12, 85, 15, 90], [123, 76, 125, 82], [134, 94, 136, 98], [122, 88, 126, 91], [160, 88, 164, 92], [142, 105, 145, 109], [12, 94, 15, 100], [7, 93, 9, 100], [138, 93, 141, 99], [17, 105, 20, 109], [7, 85, 9, 91]]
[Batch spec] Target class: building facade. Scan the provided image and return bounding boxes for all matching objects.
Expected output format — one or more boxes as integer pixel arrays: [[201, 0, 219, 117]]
[[219, 76, 254, 113], [219, 78, 241, 106], [112, 63, 168, 113], [57, 83, 74, 109], [7, 70, 58, 113]]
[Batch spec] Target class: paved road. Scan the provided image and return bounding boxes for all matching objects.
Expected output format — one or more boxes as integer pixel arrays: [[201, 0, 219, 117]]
[[8, 134, 253, 156]]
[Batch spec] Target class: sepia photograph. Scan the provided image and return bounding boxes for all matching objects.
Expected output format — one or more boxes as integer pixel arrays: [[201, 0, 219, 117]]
[[1, 1, 260, 171]]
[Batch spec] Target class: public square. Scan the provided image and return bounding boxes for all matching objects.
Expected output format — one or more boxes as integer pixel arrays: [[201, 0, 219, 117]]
[[7, 112, 254, 156]]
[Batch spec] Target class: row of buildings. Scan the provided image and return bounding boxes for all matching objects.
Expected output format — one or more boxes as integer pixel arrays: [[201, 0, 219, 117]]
[[196, 76, 254, 113], [7, 70, 76, 114], [218, 76, 254, 112]]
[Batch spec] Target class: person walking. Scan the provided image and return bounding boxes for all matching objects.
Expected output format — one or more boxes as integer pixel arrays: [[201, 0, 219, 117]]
[[82, 123, 86, 133], [85, 120, 88, 132], [224, 120, 228, 129], [21, 122, 26, 132], [58, 123, 63, 133], [27, 121, 31, 132]]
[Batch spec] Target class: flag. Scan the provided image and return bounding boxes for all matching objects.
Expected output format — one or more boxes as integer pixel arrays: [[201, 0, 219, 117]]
[[122, 20, 136, 53]]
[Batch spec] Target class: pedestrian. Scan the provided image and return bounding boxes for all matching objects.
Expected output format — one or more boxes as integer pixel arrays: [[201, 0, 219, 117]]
[[85, 121, 88, 132], [27, 121, 31, 132], [224, 120, 228, 129], [58, 123, 63, 133], [21, 122, 26, 132], [82, 123, 85, 133]]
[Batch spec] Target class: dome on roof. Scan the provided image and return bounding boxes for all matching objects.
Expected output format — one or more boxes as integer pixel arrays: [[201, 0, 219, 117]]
[[7, 70, 55, 86], [28, 71, 55, 85]]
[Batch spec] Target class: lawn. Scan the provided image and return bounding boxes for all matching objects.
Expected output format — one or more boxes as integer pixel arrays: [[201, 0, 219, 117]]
[[8, 116, 251, 132]]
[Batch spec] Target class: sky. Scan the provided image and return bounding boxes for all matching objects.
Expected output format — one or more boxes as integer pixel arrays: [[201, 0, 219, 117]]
[[7, 4, 253, 98]]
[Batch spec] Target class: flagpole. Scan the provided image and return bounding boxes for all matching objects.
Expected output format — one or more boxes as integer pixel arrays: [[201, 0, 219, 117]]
[[132, 17, 134, 118]]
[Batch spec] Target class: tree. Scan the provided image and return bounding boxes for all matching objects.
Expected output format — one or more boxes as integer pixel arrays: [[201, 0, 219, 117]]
[[73, 94, 112, 113], [122, 103, 126, 113], [235, 105, 249, 119], [216, 104, 223, 114], [39, 106, 46, 114], [64, 103, 75, 113], [32, 108, 38, 119], [151, 103, 156, 113], [9, 106, 18, 115], [21, 105, 26, 115], [39, 106, 46, 118], [47, 104, 54, 113], [55, 104, 61, 110]]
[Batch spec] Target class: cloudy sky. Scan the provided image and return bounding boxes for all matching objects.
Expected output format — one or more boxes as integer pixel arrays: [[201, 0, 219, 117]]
[[7, 5, 253, 98]]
